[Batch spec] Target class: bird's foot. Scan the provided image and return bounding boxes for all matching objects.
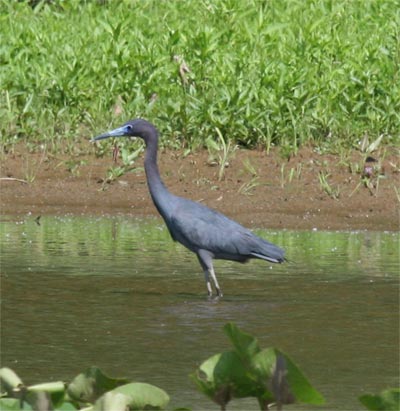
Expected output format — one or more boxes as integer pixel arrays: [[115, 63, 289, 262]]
[[207, 289, 223, 301], [208, 288, 223, 301], [207, 294, 222, 302]]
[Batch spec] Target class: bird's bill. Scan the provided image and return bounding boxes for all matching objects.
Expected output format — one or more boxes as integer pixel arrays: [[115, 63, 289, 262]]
[[91, 125, 129, 142]]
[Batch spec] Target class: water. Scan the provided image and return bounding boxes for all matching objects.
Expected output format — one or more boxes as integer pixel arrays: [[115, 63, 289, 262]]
[[0, 215, 399, 410]]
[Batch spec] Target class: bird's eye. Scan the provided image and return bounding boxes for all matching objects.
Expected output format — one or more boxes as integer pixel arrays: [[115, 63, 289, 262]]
[[125, 125, 132, 131]]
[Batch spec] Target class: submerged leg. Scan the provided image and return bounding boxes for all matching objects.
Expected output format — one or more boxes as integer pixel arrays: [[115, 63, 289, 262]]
[[203, 269, 213, 296], [208, 266, 222, 297], [197, 249, 223, 297]]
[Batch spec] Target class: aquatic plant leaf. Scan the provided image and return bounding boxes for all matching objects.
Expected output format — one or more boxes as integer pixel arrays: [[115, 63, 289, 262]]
[[108, 382, 169, 410], [55, 402, 78, 410], [223, 323, 261, 362], [191, 351, 261, 407], [67, 367, 129, 403], [251, 348, 284, 407], [0, 368, 24, 395], [0, 398, 31, 411], [251, 348, 324, 405], [196, 324, 324, 408], [28, 381, 65, 393], [359, 388, 400, 410], [281, 349, 325, 405], [28, 381, 66, 407], [93, 391, 129, 411], [191, 353, 223, 403], [25, 391, 53, 411]]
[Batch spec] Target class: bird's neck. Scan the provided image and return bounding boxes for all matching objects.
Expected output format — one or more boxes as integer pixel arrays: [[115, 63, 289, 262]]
[[144, 137, 174, 218]]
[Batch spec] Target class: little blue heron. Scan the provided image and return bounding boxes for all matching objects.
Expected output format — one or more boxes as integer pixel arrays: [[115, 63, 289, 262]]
[[93, 119, 285, 297]]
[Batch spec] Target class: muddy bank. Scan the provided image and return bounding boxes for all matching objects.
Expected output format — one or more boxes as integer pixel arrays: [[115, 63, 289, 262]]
[[0, 146, 399, 231]]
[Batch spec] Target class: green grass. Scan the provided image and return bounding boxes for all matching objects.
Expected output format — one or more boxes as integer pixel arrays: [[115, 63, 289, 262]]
[[1, 0, 399, 154]]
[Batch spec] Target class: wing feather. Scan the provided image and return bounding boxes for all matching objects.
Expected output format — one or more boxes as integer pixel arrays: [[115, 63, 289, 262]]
[[168, 199, 284, 262]]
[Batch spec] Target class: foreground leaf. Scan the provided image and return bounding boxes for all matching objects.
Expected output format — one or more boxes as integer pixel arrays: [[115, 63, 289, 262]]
[[28, 381, 66, 407], [67, 367, 129, 403], [0, 398, 31, 411], [359, 388, 400, 410], [108, 382, 169, 410], [25, 391, 53, 411], [191, 351, 261, 408], [278, 349, 324, 405], [194, 324, 325, 410], [0, 368, 24, 396], [55, 402, 78, 410], [93, 391, 130, 411], [223, 323, 261, 362], [252, 348, 325, 406]]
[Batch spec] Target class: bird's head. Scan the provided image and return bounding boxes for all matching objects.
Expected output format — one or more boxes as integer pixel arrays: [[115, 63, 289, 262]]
[[91, 119, 157, 142]]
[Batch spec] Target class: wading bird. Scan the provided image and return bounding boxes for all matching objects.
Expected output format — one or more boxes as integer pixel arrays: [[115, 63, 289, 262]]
[[93, 119, 285, 297]]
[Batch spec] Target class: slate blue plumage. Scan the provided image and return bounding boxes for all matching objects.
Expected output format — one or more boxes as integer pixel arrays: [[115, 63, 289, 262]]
[[93, 119, 285, 296]]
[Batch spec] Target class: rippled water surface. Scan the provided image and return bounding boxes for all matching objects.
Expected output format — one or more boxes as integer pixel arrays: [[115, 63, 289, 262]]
[[1, 215, 399, 410]]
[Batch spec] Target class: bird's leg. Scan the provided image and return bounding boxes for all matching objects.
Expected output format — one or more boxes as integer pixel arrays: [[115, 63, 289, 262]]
[[203, 269, 222, 297], [197, 250, 222, 297], [203, 270, 213, 297], [208, 267, 223, 297]]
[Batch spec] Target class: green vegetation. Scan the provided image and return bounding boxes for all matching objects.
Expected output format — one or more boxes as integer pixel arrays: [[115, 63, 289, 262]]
[[205, 127, 237, 181], [318, 171, 340, 200], [360, 388, 400, 411], [0, 324, 326, 411], [1, 0, 399, 155], [1, 325, 398, 410], [0, 366, 170, 411], [192, 323, 324, 410]]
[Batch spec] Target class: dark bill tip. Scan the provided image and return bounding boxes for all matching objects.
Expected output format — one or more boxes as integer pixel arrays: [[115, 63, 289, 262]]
[[90, 133, 112, 142], [90, 125, 129, 143]]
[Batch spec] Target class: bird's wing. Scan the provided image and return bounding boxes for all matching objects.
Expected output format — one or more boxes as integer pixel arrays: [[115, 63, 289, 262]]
[[169, 198, 285, 263], [169, 200, 257, 256]]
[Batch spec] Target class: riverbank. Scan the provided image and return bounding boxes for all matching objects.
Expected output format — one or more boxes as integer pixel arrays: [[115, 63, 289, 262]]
[[1, 146, 398, 231]]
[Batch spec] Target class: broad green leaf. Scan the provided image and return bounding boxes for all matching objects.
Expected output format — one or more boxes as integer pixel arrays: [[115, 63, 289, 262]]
[[281, 349, 325, 405], [110, 382, 169, 410], [25, 391, 53, 411], [28, 381, 66, 408], [0, 398, 32, 411], [223, 323, 261, 362], [252, 348, 324, 405], [251, 348, 292, 408], [251, 348, 277, 381], [67, 367, 129, 403], [55, 402, 78, 411], [359, 388, 400, 410], [0, 368, 23, 395], [191, 353, 224, 403], [196, 324, 324, 408], [28, 381, 65, 393], [191, 351, 261, 407], [93, 391, 130, 411]]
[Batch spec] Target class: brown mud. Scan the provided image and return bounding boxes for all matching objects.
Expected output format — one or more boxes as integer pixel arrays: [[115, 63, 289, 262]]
[[1, 146, 399, 231]]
